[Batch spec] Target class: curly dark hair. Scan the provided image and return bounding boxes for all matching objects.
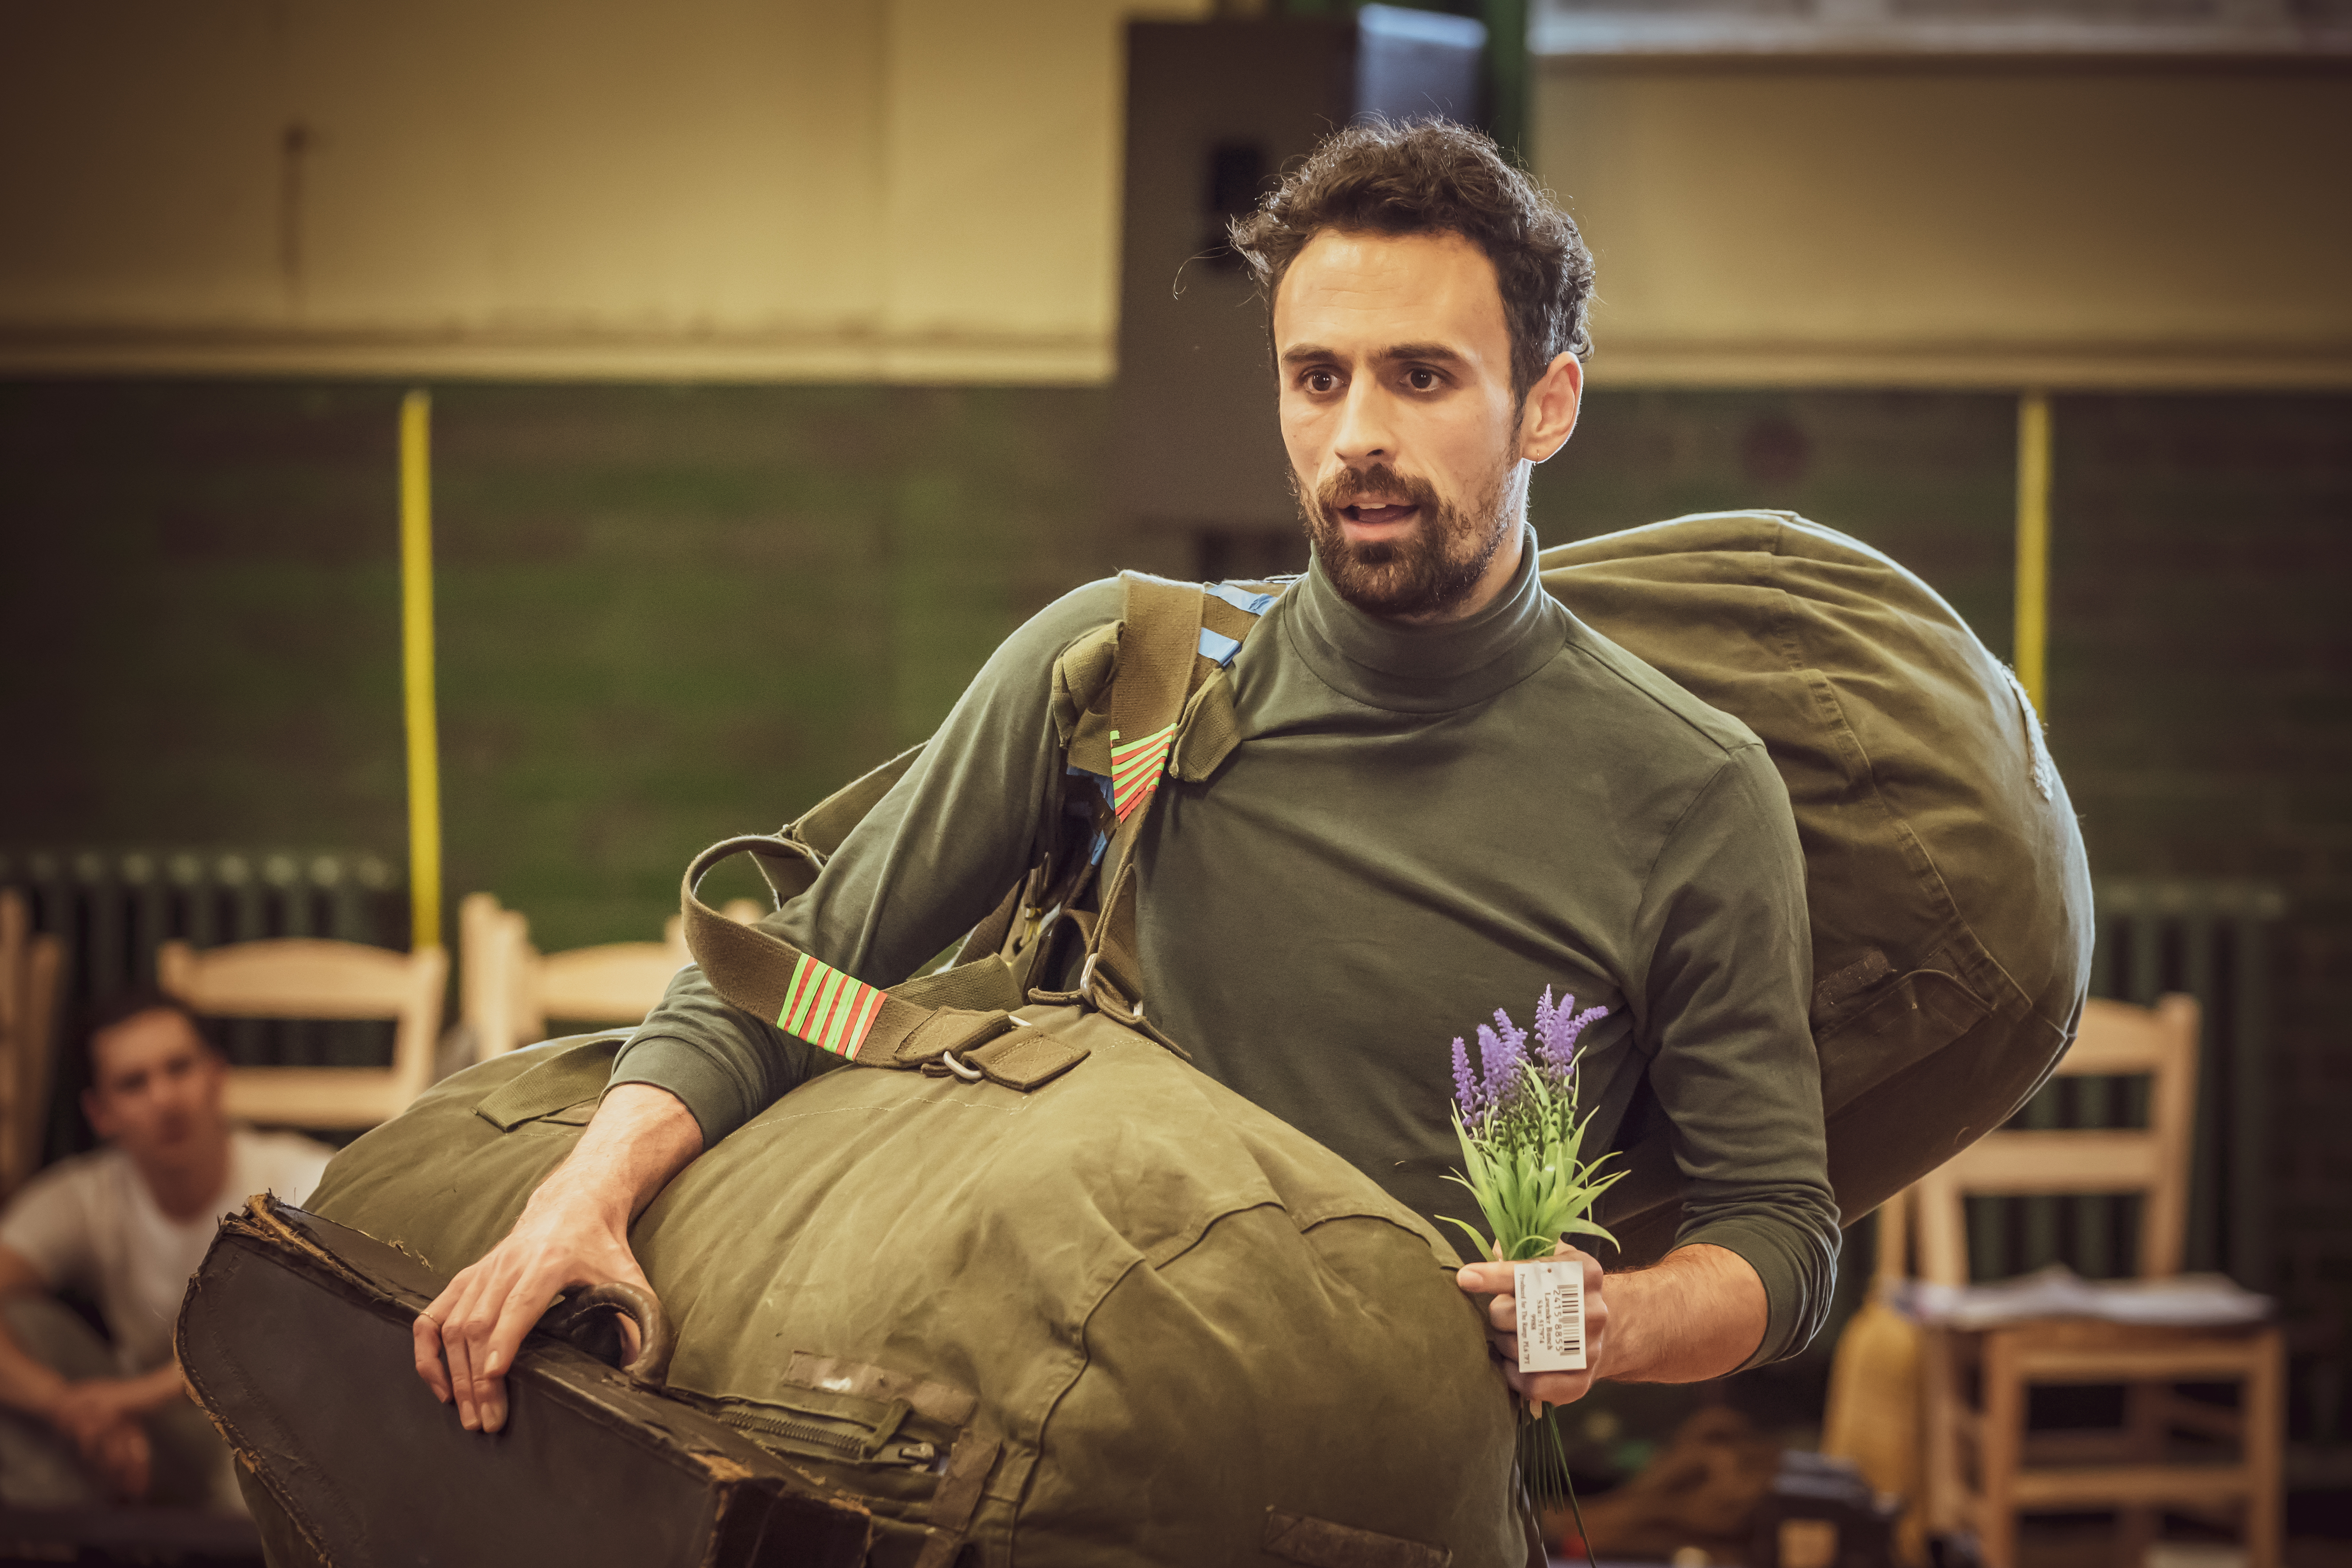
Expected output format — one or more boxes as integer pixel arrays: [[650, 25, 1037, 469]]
[[1229, 118, 1595, 406]]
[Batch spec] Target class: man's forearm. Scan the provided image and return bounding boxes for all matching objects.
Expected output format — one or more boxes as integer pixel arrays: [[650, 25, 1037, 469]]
[[117, 1361, 191, 1416], [0, 1306, 70, 1420], [1600, 1243, 1766, 1383], [541, 1083, 707, 1226]]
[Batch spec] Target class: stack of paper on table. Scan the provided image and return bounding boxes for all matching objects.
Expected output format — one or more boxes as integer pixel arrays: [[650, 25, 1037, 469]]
[[1895, 1264, 2272, 1330]]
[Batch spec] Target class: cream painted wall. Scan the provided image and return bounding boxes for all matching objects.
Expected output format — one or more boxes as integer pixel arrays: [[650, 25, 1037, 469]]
[[1532, 63, 2352, 387], [0, 0, 1196, 381], [8, 12, 2346, 388]]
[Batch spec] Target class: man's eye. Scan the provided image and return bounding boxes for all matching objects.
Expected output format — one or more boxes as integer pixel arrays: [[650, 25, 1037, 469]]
[[1406, 368, 1439, 391], [1304, 371, 1338, 393]]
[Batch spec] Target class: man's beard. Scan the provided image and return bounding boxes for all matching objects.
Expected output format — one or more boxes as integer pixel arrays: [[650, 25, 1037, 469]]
[[1296, 452, 1523, 620]]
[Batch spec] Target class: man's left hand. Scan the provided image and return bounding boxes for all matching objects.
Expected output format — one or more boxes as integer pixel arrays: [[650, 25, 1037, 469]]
[[1455, 1244, 1609, 1406]]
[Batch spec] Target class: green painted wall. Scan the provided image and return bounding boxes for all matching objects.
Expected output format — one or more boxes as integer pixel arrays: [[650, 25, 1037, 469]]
[[5, 380, 2348, 1423], [3, 381, 1116, 950]]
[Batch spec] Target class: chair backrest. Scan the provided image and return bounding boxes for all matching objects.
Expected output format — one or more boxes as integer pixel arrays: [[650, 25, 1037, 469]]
[[156, 938, 447, 1130], [460, 894, 762, 1062], [0, 890, 64, 1196], [1911, 993, 2199, 1286]]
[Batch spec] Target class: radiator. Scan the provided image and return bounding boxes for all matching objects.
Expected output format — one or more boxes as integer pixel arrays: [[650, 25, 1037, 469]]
[[1968, 878, 2285, 1293], [0, 848, 410, 1159]]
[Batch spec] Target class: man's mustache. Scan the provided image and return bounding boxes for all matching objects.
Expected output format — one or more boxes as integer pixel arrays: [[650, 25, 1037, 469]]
[[1317, 465, 1441, 515]]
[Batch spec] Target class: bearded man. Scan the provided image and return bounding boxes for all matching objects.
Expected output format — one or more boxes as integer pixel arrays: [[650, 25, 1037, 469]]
[[417, 119, 1840, 1437]]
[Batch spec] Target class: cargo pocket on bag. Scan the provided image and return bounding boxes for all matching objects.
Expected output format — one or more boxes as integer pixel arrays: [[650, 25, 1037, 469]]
[[473, 1036, 629, 1131], [1810, 966, 1990, 1115]]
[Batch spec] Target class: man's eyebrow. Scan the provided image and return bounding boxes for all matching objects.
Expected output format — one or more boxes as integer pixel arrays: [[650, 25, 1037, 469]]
[[1376, 342, 1469, 366], [1277, 341, 1472, 367]]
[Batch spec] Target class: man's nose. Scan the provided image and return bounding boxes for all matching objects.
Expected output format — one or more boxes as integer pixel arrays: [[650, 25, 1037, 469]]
[[1330, 380, 1396, 468]]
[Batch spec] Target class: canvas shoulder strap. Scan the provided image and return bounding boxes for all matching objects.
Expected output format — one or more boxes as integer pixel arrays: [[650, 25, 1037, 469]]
[[679, 571, 1285, 1090]]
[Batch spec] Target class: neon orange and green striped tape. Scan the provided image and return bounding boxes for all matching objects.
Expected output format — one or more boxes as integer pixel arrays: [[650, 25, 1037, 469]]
[[1109, 722, 1176, 821], [777, 953, 887, 1059]]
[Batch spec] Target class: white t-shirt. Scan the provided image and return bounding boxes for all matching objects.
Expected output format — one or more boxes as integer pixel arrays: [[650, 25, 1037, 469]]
[[0, 1129, 333, 1373]]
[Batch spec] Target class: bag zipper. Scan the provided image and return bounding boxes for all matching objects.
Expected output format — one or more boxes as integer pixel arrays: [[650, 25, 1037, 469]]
[[711, 1396, 930, 1469]]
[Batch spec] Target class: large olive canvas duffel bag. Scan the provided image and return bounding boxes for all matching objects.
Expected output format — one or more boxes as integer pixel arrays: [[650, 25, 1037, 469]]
[[1542, 512, 2093, 1260], [191, 512, 2090, 1567], [300, 1012, 1524, 1568]]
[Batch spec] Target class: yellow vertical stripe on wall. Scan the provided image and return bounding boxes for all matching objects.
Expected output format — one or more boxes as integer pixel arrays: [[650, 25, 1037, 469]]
[[399, 390, 443, 952], [2014, 391, 2053, 714]]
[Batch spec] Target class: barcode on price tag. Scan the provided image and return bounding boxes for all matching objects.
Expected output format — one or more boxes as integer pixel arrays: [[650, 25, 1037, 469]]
[[1514, 1260, 1587, 1374]]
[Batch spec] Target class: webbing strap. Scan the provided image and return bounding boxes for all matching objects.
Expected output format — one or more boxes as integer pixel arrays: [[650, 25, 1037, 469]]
[[1059, 574, 1262, 1028], [680, 836, 1082, 1091], [680, 572, 1286, 1083], [1106, 575, 1201, 823]]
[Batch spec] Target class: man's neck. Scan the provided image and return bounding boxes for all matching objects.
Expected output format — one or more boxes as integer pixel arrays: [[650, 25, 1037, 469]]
[[135, 1135, 234, 1224]]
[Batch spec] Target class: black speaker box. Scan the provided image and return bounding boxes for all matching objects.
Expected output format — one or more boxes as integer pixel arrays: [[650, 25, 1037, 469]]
[[1111, 11, 1484, 578]]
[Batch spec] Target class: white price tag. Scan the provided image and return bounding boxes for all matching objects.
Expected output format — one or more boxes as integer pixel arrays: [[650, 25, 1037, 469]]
[[1514, 1259, 1587, 1374]]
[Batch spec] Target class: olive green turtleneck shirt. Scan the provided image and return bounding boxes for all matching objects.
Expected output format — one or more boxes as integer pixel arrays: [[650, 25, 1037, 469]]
[[613, 532, 1840, 1365]]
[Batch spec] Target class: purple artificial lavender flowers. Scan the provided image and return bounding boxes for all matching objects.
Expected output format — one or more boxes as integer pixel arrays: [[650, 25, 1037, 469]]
[[1449, 986, 1607, 1132]]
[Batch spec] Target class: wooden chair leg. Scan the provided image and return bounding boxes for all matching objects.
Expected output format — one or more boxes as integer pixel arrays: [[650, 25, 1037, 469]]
[[2117, 1380, 2166, 1568], [1977, 1333, 2024, 1568], [2244, 1329, 2285, 1568], [1924, 1328, 1961, 1537]]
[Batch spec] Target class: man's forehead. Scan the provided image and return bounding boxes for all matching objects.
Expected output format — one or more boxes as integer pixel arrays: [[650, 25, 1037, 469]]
[[1272, 227, 1508, 356], [93, 1007, 207, 1071]]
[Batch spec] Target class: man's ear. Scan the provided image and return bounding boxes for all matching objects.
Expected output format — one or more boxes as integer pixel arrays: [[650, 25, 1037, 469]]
[[1518, 351, 1583, 465], [82, 1087, 115, 1142]]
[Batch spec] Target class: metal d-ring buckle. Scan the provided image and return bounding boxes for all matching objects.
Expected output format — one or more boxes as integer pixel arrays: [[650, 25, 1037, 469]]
[[939, 1049, 985, 1083], [1077, 951, 1145, 1024]]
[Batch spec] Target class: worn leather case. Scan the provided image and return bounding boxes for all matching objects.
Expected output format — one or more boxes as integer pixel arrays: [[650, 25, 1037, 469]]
[[177, 1196, 871, 1568]]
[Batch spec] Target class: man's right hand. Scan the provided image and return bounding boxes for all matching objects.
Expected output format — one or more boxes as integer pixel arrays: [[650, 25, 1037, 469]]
[[410, 1083, 704, 1434], [48, 1382, 152, 1498]]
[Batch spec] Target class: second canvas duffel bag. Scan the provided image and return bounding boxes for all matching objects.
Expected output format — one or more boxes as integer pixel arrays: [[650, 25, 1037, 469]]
[[302, 1007, 1525, 1568]]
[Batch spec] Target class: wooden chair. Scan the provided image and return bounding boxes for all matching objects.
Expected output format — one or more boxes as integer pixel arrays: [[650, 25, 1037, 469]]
[[0, 889, 64, 1196], [156, 938, 446, 1130], [1821, 1195, 1931, 1567], [1910, 994, 2284, 1568], [458, 893, 762, 1061]]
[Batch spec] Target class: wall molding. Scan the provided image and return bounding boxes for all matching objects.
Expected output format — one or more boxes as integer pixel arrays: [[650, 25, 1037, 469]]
[[0, 324, 1113, 386], [1584, 338, 2352, 391]]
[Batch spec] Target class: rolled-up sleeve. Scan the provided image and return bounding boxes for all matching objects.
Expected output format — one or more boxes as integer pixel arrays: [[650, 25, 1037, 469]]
[[1634, 742, 1841, 1366]]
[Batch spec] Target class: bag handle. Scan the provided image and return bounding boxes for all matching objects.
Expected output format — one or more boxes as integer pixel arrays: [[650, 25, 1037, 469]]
[[543, 1281, 676, 1388]]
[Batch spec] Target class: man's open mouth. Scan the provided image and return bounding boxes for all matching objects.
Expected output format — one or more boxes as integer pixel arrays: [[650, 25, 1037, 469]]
[[1341, 503, 1420, 526]]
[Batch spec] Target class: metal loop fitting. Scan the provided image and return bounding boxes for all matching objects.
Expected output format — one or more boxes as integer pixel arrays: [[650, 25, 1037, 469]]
[[1077, 951, 1145, 1025], [939, 1048, 985, 1083]]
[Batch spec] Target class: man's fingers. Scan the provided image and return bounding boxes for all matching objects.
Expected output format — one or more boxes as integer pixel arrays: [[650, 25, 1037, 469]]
[[416, 1270, 482, 1409], [439, 1269, 500, 1432], [1455, 1261, 1517, 1296], [98, 1421, 150, 1498], [124, 1427, 152, 1499], [411, 1311, 453, 1404], [1516, 1368, 1597, 1406], [476, 1275, 567, 1435]]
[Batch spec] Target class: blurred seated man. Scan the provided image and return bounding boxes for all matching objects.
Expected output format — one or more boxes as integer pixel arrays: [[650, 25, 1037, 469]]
[[0, 994, 330, 1510]]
